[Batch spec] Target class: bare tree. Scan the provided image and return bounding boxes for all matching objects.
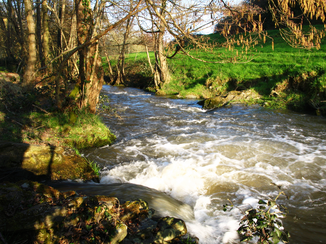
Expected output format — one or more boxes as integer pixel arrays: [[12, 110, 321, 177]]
[[135, 0, 266, 89], [42, 0, 51, 67], [53, 0, 146, 112], [0, 0, 25, 71], [23, 0, 37, 86], [36, 0, 45, 68], [138, 0, 171, 88], [114, 1, 136, 86], [0, 0, 273, 111]]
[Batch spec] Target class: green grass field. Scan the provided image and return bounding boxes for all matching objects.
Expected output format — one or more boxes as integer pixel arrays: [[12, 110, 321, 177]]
[[103, 27, 326, 113]]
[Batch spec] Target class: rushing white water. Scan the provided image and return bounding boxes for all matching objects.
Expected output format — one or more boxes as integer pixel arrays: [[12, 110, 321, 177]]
[[83, 85, 326, 244]]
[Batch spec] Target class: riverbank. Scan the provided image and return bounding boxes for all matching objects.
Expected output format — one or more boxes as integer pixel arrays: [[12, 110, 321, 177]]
[[103, 28, 326, 115], [1, 180, 198, 244], [0, 72, 116, 148], [0, 74, 198, 244]]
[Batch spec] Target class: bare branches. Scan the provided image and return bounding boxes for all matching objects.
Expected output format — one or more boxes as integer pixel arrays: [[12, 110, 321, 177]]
[[268, 0, 326, 49], [54, 0, 146, 108]]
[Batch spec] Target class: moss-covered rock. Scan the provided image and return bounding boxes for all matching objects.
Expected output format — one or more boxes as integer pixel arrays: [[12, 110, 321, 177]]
[[0, 142, 99, 182], [0, 181, 128, 243], [63, 129, 116, 149], [154, 217, 187, 244], [0, 181, 197, 244], [200, 90, 261, 110]]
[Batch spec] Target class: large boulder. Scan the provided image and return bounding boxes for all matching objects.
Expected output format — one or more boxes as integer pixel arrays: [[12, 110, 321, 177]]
[[0, 141, 99, 182]]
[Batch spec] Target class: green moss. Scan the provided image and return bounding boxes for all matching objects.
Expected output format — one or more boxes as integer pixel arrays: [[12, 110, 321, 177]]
[[0, 107, 116, 149]]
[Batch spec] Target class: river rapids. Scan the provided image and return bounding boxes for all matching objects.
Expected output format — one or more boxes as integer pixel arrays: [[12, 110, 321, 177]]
[[81, 85, 326, 243]]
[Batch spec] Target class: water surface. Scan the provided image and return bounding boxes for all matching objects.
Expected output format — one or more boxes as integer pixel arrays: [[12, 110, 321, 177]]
[[83, 85, 326, 243]]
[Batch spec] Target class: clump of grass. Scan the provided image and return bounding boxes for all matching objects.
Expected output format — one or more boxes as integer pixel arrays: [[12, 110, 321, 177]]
[[89, 161, 101, 177], [72, 148, 101, 177], [0, 109, 116, 148], [33, 109, 116, 149]]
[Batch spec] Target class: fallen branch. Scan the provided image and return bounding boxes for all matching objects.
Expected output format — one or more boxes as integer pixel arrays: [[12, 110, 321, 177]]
[[11, 119, 24, 127], [33, 104, 51, 114]]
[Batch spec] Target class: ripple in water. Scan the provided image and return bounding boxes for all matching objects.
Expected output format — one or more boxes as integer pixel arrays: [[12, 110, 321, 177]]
[[82, 85, 326, 244]]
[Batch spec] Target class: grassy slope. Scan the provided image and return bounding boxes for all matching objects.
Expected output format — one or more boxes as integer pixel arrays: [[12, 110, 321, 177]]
[[0, 78, 116, 149], [106, 28, 326, 113], [164, 28, 326, 112]]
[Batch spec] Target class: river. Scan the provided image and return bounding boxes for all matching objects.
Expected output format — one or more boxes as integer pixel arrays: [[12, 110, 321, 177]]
[[81, 85, 326, 243]]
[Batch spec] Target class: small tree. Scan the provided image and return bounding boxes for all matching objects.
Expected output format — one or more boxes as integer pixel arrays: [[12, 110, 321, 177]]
[[53, 0, 146, 113]]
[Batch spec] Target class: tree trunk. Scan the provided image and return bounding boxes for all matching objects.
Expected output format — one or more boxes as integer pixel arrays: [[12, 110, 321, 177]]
[[57, 0, 66, 54], [73, 0, 104, 113], [115, 17, 133, 86], [145, 44, 154, 74], [145, 0, 170, 88], [153, 29, 170, 88], [23, 0, 37, 86], [53, 0, 144, 110], [36, 1, 45, 68], [105, 53, 114, 83], [81, 42, 104, 113], [67, 9, 78, 78], [4, 0, 14, 62], [42, 0, 50, 68]]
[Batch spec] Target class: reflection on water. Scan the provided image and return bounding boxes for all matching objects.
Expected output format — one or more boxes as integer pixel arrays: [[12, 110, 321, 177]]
[[81, 85, 326, 243]]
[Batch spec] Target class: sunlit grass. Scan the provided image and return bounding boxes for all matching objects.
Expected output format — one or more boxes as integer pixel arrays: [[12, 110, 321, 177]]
[[0, 109, 116, 149], [101, 27, 326, 112]]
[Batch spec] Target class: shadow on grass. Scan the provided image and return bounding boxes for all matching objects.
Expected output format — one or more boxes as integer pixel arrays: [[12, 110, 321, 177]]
[[0, 78, 65, 243], [177, 64, 326, 114], [183, 71, 214, 92], [0, 78, 56, 183], [223, 69, 326, 113]]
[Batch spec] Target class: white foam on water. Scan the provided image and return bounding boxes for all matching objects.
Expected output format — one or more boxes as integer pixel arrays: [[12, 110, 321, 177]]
[[99, 152, 270, 242], [128, 93, 152, 97], [100, 129, 326, 243], [155, 102, 180, 109], [180, 106, 207, 113], [96, 85, 326, 243]]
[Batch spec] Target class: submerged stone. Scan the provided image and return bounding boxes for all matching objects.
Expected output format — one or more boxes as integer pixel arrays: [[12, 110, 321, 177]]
[[111, 220, 128, 244], [154, 217, 187, 244]]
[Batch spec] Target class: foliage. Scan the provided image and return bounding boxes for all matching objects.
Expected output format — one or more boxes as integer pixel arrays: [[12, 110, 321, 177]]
[[89, 160, 101, 177], [238, 192, 290, 244], [0, 182, 123, 243]]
